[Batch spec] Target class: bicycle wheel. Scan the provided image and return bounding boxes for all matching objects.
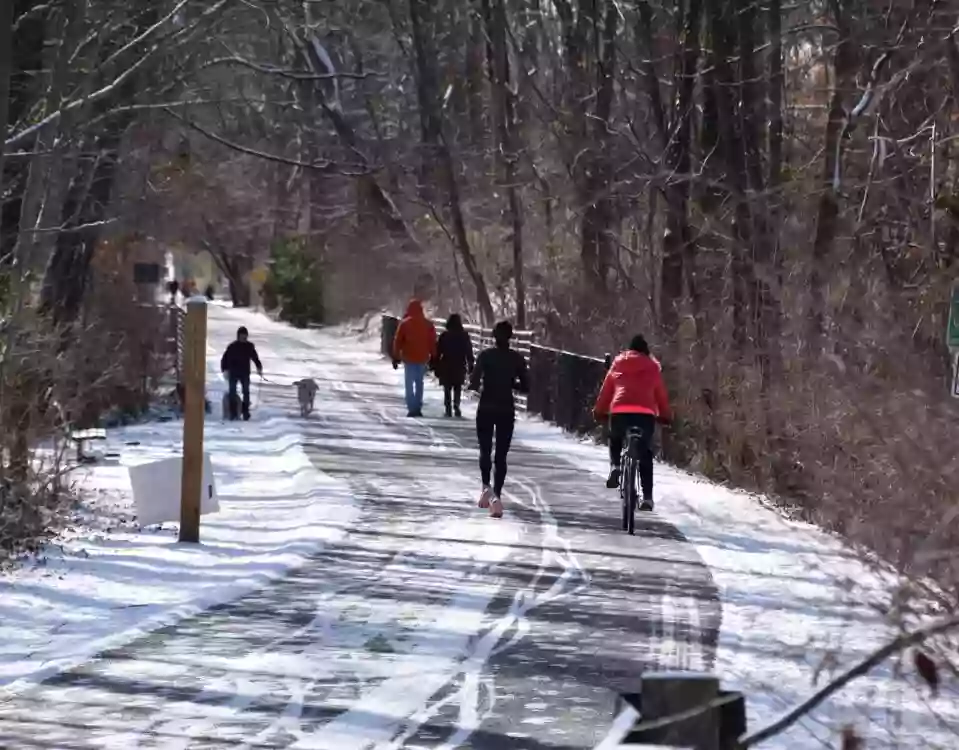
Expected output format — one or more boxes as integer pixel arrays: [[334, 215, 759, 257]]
[[625, 460, 637, 535], [620, 459, 631, 531]]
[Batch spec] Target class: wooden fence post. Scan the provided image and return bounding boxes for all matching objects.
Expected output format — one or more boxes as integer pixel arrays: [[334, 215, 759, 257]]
[[627, 672, 721, 749], [179, 296, 208, 543]]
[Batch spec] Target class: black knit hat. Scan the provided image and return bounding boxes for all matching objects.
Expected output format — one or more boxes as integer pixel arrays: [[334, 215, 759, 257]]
[[629, 334, 649, 355]]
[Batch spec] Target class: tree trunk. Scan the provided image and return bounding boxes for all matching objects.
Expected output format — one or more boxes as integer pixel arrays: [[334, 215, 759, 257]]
[[553, 0, 618, 294], [40, 135, 128, 322], [408, 0, 443, 201], [761, 0, 786, 454], [1, 0, 45, 265], [0, 0, 14, 190], [809, 21, 855, 352], [224, 256, 252, 307], [440, 145, 495, 324], [203, 223, 252, 308], [465, 9, 487, 147], [405, 0, 494, 323], [300, 37, 425, 259], [0, 1, 41, 489], [768, 0, 783, 194], [15, 0, 85, 299], [39, 2, 160, 323], [637, 0, 702, 349], [584, 0, 618, 292], [483, 0, 527, 328], [635, 0, 703, 464]]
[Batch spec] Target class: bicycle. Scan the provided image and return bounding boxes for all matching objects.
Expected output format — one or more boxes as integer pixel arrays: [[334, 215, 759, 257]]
[[618, 425, 651, 535], [600, 350, 664, 534]]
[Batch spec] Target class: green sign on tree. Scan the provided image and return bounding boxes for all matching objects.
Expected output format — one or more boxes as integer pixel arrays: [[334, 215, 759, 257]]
[[949, 283, 959, 350]]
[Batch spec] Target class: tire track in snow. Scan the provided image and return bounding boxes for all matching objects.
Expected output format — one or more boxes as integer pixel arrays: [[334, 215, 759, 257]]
[[311, 365, 591, 749], [306, 341, 720, 748], [0, 325, 718, 750]]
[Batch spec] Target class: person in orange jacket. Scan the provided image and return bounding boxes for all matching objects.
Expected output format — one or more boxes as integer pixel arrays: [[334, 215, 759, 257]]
[[593, 334, 672, 510], [392, 299, 437, 417]]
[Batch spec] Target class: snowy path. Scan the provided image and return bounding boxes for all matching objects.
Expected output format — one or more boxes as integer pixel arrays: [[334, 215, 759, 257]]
[[0, 320, 719, 749], [5, 307, 952, 748]]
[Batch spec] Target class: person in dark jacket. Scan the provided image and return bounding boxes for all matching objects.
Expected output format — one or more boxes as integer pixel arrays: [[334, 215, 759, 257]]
[[468, 320, 529, 518], [434, 314, 474, 418], [220, 326, 263, 421]]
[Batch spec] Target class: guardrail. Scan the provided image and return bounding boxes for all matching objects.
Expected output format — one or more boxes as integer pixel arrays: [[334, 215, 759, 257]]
[[599, 673, 747, 749], [381, 313, 605, 434], [171, 303, 184, 385], [427, 317, 533, 410], [380, 315, 756, 748], [136, 302, 184, 386]]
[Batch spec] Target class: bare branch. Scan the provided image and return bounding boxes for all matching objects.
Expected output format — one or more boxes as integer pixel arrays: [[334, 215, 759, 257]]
[[199, 55, 382, 81], [4, 0, 230, 149], [165, 108, 373, 176], [741, 615, 959, 747]]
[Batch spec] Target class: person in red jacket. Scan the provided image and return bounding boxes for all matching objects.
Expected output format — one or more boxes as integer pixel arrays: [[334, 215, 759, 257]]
[[392, 299, 437, 417], [593, 334, 672, 509]]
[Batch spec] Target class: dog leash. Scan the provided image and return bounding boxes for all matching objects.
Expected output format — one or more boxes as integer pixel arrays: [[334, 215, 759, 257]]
[[252, 372, 282, 410]]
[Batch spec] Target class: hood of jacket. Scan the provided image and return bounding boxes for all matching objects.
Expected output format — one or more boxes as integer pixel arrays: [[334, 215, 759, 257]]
[[614, 350, 660, 376], [405, 299, 425, 319]]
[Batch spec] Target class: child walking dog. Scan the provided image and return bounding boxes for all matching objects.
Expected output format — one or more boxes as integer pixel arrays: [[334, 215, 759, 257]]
[[220, 327, 263, 421]]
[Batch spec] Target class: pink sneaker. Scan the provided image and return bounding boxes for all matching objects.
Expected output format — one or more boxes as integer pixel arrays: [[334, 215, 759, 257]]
[[489, 496, 504, 519], [478, 486, 493, 509]]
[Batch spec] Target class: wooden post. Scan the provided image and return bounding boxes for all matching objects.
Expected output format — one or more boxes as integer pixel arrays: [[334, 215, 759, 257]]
[[178, 296, 208, 543], [627, 672, 721, 749]]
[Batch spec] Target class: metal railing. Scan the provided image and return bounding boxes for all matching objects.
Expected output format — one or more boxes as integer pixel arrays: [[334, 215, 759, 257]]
[[527, 343, 607, 434], [135, 302, 184, 386], [172, 304, 184, 385], [381, 313, 605, 434]]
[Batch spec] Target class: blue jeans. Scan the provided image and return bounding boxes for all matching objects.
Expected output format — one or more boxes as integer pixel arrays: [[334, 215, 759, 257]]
[[404, 363, 427, 413], [227, 372, 250, 420]]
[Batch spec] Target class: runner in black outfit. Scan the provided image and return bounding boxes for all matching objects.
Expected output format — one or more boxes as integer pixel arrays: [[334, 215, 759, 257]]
[[468, 320, 529, 519]]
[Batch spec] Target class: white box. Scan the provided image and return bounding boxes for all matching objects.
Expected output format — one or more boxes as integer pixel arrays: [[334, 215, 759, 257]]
[[128, 454, 219, 527]]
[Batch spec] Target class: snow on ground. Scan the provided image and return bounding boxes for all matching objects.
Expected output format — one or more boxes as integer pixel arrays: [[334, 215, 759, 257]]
[[0, 302, 359, 699], [517, 422, 958, 749], [292, 318, 959, 748], [3, 300, 957, 748]]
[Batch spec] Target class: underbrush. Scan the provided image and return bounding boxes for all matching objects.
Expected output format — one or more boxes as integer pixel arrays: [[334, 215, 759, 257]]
[[0, 277, 172, 563]]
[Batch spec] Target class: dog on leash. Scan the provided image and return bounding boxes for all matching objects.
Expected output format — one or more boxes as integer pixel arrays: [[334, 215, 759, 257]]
[[292, 378, 319, 417]]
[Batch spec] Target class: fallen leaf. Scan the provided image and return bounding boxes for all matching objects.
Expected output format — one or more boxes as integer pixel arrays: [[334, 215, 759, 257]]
[[914, 649, 939, 696], [840, 725, 863, 749]]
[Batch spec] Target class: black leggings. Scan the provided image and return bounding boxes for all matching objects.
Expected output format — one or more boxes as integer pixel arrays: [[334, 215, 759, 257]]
[[477, 409, 515, 496], [608, 413, 655, 500]]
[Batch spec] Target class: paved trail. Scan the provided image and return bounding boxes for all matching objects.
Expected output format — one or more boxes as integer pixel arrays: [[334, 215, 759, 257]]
[[0, 328, 719, 750]]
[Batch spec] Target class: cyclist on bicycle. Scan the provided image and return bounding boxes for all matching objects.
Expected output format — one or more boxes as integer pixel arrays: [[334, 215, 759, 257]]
[[593, 334, 671, 509]]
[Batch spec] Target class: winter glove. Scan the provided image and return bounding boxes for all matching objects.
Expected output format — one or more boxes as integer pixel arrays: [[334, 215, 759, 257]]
[[392, 359, 400, 370]]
